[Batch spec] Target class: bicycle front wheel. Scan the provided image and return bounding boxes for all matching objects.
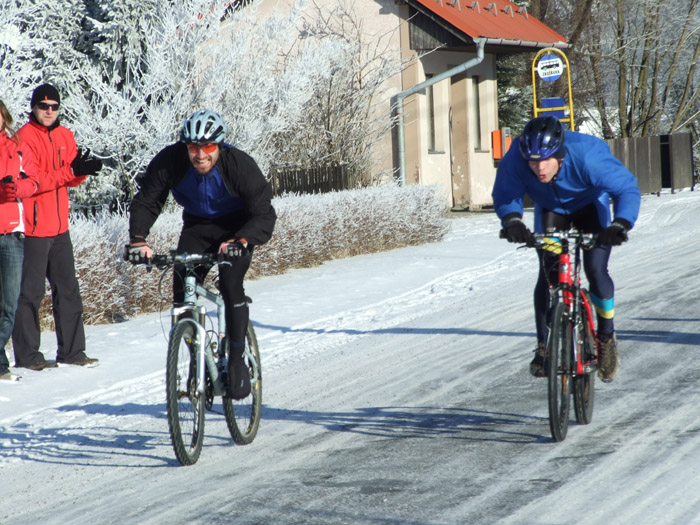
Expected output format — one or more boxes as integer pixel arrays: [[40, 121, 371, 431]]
[[166, 321, 205, 465], [548, 301, 572, 442], [573, 290, 595, 425], [223, 322, 262, 445]]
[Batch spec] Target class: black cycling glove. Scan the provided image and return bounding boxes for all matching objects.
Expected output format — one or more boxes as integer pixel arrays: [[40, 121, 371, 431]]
[[501, 216, 533, 244], [597, 219, 631, 246], [218, 240, 248, 262]]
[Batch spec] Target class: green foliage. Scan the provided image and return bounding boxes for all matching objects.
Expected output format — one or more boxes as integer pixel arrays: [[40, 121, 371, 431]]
[[496, 54, 533, 136]]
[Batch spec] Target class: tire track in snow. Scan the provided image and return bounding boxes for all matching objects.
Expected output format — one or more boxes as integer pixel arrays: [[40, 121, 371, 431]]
[[257, 249, 535, 371]]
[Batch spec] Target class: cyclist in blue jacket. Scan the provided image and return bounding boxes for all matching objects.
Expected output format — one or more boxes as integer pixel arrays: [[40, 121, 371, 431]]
[[492, 116, 641, 382]]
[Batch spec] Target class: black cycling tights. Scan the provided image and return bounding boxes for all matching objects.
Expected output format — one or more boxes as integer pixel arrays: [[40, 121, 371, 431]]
[[173, 219, 252, 361]]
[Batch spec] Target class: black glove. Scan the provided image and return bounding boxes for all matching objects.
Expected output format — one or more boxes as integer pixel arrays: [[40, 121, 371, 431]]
[[597, 219, 631, 246], [71, 148, 103, 176], [501, 216, 533, 244], [218, 240, 248, 262], [124, 239, 153, 265]]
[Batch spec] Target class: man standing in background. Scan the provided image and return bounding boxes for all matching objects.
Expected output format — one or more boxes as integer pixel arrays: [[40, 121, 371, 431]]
[[12, 83, 102, 370]]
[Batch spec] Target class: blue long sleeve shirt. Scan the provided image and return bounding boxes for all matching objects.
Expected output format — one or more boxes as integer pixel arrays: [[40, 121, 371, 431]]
[[172, 164, 242, 219], [491, 131, 641, 232]]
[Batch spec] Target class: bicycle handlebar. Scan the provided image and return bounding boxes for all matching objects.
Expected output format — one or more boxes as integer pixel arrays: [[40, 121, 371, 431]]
[[499, 228, 597, 249], [531, 231, 597, 250], [125, 248, 220, 269]]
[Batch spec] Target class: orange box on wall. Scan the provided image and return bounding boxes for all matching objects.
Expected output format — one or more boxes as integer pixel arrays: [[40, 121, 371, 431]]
[[491, 130, 512, 160]]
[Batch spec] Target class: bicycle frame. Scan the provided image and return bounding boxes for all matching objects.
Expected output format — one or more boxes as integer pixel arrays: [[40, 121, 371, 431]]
[[129, 250, 264, 463], [167, 257, 261, 398], [545, 231, 598, 375], [170, 274, 228, 397]]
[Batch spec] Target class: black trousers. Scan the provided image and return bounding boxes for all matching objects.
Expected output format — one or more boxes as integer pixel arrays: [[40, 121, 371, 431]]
[[174, 215, 252, 361], [12, 231, 87, 366]]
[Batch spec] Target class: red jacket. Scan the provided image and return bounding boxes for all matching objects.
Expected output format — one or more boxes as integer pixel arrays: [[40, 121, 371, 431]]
[[0, 131, 39, 234], [16, 119, 86, 237]]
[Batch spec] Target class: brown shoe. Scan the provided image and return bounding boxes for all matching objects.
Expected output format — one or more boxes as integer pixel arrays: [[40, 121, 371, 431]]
[[59, 356, 99, 367], [20, 360, 58, 371], [597, 333, 619, 383], [529, 341, 548, 378]]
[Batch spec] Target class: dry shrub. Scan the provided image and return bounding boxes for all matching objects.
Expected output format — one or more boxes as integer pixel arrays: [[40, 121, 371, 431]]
[[38, 184, 448, 328]]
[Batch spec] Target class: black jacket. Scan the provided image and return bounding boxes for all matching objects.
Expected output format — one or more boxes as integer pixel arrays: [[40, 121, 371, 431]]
[[129, 142, 276, 246]]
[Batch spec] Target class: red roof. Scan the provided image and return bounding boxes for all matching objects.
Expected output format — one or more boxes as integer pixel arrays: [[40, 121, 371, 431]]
[[411, 0, 567, 47]]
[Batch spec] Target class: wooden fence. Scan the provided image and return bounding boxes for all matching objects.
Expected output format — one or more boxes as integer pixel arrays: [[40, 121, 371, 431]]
[[269, 165, 354, 196], [605, 133, 695, 194]]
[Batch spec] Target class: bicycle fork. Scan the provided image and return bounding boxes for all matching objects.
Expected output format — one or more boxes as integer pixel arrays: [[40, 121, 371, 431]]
[[172, 276, 228, 398]]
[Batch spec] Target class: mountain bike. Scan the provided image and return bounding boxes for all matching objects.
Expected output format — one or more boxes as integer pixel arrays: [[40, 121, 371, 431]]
[[130, 251, 262, 465], [532, 229, 598, 442]]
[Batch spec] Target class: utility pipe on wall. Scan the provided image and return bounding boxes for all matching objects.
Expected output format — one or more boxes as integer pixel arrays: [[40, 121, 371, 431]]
[[393, 37, 486, 185]]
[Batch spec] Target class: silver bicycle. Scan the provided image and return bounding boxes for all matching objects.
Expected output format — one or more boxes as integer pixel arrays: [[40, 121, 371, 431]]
[[134, 252, 262, 465]]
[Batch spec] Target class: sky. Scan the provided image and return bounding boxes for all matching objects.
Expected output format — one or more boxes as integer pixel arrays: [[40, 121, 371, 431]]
[[1, 187, 699, 524]]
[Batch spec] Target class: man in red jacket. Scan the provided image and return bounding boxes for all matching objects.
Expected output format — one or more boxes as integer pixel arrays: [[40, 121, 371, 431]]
[[12, 83, 102, 370]]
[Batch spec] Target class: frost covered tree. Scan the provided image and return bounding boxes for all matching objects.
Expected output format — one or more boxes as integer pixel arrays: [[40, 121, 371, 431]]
[[271, 1, 403, 186], [62, 0, 346, 207], [0, 0, 87, 117], [2, 0, 404, 208]]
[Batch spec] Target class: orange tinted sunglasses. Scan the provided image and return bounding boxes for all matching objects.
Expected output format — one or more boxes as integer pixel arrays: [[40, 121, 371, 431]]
[[186, 143, 218, 154]]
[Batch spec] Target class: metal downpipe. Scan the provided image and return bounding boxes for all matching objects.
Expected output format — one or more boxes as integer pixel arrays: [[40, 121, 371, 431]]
[[394, 38, 486, 185]]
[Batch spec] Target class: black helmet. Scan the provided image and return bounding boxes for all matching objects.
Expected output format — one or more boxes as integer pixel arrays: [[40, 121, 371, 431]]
[[519, 116, 566, 161], [180, 109, 226, 143]]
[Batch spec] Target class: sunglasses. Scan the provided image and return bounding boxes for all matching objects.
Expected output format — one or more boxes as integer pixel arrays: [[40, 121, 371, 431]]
[[37, 102, 59, 111], [186, 143, 218, 155]]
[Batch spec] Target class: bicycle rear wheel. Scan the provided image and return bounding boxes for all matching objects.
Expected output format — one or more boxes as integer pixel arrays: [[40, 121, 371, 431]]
[[166, 321, 205, 465], [223, 322, 262, 445], [573, 290, 595, 425], [548, 301, 572, 442]]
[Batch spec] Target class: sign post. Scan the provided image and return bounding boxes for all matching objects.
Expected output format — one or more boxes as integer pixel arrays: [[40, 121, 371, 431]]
[[531, 48, 574, 130]]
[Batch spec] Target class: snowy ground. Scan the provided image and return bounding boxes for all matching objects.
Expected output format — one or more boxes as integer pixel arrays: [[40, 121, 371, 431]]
[[1, 188, 699, 524]]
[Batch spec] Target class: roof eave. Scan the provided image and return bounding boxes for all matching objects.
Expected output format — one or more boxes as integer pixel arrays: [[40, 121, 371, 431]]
[[482, 37, 570, 53]]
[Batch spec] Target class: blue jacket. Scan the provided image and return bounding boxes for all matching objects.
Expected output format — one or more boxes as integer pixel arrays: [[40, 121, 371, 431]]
[[491, 131, 641, 232], [171, 164, 243, 219]]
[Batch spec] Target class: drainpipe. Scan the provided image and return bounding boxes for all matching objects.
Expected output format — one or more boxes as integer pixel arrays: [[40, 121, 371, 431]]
[[393, 37, 486, 185]]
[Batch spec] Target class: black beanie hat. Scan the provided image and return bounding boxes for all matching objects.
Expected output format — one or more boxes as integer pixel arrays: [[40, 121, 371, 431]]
[[30, 83, 60, 107]]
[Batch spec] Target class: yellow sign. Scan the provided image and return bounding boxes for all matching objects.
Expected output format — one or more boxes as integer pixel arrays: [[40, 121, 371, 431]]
[[531, 48, 574, 130]]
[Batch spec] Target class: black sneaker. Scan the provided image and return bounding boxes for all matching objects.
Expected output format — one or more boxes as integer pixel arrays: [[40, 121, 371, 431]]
[[227, 359, 251, 400], [529, 342, 548, 378]]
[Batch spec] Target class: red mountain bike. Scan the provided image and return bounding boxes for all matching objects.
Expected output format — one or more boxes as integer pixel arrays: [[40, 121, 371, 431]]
[[532, 229, 599, 442]]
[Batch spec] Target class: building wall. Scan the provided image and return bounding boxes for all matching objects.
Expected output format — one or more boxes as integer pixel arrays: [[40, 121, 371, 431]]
[[256, 0, 501, 209], [410, 49, 499, 209]]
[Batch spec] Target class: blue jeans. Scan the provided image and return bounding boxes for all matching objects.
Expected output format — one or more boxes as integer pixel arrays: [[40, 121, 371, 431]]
[[0, 233, 24, 374]]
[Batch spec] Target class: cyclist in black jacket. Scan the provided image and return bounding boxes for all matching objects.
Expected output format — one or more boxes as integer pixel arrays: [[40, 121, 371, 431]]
[[127, 109, 276, 399]]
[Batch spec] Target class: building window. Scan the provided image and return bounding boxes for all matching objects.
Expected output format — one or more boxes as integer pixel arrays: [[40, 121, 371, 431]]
[[426, 74, 444, 153], [472, 76, 482, 151]]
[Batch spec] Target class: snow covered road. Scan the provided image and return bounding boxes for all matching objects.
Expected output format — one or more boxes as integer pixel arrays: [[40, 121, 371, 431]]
[[1, 189, 699, 524]]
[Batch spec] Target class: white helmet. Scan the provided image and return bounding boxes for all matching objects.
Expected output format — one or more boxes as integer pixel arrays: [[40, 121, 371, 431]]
[[180, 109, 226, 143]]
